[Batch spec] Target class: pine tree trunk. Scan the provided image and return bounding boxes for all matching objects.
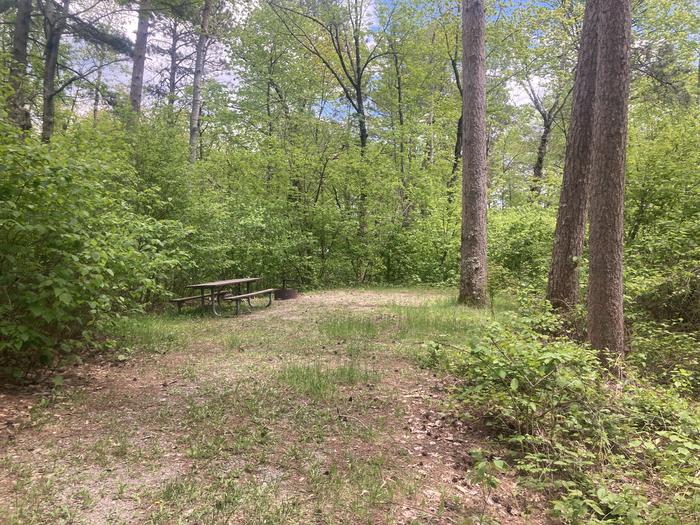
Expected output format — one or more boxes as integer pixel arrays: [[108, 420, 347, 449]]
[[189, 0, 213, 162], [7, 0, 32, 131], [547, 0, 600, 310], [129, 0, 150, 114], [587, 0, 632, 356], [458, 0, 488, 307]]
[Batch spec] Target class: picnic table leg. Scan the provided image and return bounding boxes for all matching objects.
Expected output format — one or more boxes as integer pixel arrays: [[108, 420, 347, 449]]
[[210, 287, 221, 316], [246, 281, 253, 307], [200, 288, 205, 313]]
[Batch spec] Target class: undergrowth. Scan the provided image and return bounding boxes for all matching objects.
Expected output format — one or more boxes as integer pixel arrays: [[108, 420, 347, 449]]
[[407, 300, 700, 524]]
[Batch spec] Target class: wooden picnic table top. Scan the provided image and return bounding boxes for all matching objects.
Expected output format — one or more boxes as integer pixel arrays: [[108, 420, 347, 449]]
[[186, 278, 261, 289]]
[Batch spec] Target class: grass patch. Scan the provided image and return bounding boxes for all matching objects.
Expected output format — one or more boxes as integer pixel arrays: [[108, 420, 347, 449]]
[[319, 313, 381, 340], [150, 472, 301, 524], [180, 383, 278, 460], [389, 297, 498, 343], [108, 314, 193, 355], [278, 362, 377, 401], [308, 454, 407, 522], [224, 332, 243, 351]]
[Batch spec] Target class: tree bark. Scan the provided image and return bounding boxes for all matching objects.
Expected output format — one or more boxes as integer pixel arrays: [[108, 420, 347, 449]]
[[168, 20, 179, 105], [41, 0, 69, 143], [531, 117, 552, 197], [189, 0, 213, 162], [458, 0, 488, 307], [7, 0, 32, 131], [93, 58, 103, 124], [447, 51, 463, 203], [587, 0, 632, 356], [129, 0, 150, 114], [547, 0, 600, 310]]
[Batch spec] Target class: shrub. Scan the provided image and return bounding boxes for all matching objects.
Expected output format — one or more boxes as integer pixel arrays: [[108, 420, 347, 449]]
[[417, 309, 700, 523], [0, 122, 188, 377]]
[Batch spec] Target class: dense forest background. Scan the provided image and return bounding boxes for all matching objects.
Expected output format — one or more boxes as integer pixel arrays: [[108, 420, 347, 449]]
[[1, 0, 699, 377]]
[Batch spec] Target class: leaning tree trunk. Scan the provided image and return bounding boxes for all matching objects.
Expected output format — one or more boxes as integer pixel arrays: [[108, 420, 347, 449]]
[[41, 0, 69, 143], [7, 0, 32, 131], [587, 0, 632, 357], [129, 0, 150, 114], [547, 0, 600, 311], [458, 0, 488, 307], [189, 0, 213, 162]]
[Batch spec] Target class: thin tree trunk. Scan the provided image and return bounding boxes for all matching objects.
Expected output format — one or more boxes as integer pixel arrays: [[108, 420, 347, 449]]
[[189, 0, 212, 162], [587, 0, 632, 357], [41, 0, 69, 143], [391, 43, 405, 177], [458, 0, 488, 307], [92, 47, 105, 127], [93, 63, 103, 124], [129, 0, 150, 114], [531, 117, 552, 198], [447, 50, 463, 203], [391, 39, 412, 224], [7, 0, 32, 131], [168, 20, 179, 105], [547, 0, 599, 310]]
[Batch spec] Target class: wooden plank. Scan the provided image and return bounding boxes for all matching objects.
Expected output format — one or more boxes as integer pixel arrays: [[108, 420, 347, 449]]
[[222, 289, 276, 301], [170, 295, 208, 303], [186, 277, 261, 289]]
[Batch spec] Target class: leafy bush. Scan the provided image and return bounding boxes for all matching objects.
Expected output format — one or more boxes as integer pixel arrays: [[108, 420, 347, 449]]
[[417, 309, 700, 523], [488, 206, 556, 292], [628, 320, 700, 397], [0, 121, 188, 377]]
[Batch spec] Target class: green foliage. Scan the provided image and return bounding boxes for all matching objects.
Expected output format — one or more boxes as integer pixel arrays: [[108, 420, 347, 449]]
[[414, 303, 700, 524], [625, 106, 700, 329], [487, 206, 556, 291], [0, 120, 188, 376]]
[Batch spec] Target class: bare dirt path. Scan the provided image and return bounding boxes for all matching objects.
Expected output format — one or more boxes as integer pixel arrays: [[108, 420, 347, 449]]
[[0, 289, 548, 524]]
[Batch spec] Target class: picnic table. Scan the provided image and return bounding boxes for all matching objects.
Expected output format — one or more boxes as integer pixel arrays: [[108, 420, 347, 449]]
[[171, 278, 275, 316]]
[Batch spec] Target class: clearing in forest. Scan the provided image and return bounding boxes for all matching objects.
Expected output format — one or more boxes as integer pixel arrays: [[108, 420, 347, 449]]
[[0, 289, 550, 524]]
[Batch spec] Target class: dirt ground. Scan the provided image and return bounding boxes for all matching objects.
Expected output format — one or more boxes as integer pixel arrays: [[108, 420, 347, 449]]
[[0, 289, 551, 524]]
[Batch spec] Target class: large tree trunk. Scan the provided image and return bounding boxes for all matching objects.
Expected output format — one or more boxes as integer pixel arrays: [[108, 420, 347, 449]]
[[458, 0, 488, 306], [189, 0, 213, 162], [129, 0, 150, 113], [547, 0, 600, 310], [41, 0, 69, 143], [587, 0, 632, 357], [7, 0, 32, 131]]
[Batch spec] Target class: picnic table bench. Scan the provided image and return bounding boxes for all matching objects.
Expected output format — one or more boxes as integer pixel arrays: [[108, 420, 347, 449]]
[[170, 278, 275, 316]]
